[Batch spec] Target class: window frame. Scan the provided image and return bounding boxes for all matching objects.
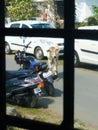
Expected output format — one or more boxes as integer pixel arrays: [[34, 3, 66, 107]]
[[2, 0, 74, 129], [1, 0, 98, 130]]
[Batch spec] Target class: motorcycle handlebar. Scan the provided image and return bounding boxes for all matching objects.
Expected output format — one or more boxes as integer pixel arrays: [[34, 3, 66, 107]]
[[23, 41, 32, 51]]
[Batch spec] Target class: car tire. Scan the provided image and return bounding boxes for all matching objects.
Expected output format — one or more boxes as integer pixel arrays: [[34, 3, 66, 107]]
[[5, 43, 11, 54], [74, 51, 80, 67], [34, 47, 44, 60]]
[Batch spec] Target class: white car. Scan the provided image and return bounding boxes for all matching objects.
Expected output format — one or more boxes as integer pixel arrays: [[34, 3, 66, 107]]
[[74, 26, 98, 66], [5, 20, 64, 60]]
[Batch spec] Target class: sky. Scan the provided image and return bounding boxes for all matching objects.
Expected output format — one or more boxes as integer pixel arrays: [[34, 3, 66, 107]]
[[76, 0, 98, 7], [75, 0, 98, 22]]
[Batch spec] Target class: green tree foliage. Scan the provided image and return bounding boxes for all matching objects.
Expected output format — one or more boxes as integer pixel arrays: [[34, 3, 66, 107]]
[[92, 5, 98, 18], [87, 16, 98, 25], [86, 5, 98, 25], [6, 0, 36, 21]]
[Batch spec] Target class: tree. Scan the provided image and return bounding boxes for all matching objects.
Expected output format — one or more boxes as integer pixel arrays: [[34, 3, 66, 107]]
[[5, 0, 36, 21], [85, 5, 98, 25], [87, 16, 98, 25], [75, 5, 98, 27], [92, 5, 98, 19]]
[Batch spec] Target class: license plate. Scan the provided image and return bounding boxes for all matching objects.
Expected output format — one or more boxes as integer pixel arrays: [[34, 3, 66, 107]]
[[34, 88, 41, 94], [43, 71, 52, 78]]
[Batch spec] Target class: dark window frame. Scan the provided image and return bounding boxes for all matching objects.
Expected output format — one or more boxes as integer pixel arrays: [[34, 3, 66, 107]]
[[2, 0, 74, 129], [1, 0, 98, 130]]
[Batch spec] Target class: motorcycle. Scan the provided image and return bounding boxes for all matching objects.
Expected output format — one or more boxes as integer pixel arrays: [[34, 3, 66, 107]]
[[33, 62, 55, 96], [14, 41, 55, 96], [6, 69, 44, 108]]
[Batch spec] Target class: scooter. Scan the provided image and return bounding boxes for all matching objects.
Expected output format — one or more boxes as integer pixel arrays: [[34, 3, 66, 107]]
[[6, 69, 44, 108], [14, 42, 55, 96], [32, 62, 55, 96]]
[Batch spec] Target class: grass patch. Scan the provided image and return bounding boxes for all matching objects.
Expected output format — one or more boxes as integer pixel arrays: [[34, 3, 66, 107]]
[[6, 103, 63, 125], [6, 104, 98, 130], [74, 119, 98, 130]]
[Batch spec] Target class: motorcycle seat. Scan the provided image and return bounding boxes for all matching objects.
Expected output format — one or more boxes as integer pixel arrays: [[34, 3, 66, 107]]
[[6, 70, 32, 80]]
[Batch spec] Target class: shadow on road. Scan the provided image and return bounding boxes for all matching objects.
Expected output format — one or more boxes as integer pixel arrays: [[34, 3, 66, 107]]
[[53, 71, 63, 97], [56, 72, 64, 81], [54, 88, 63, 97], [36, 97, 54, 108], [75, 63, 98, 72]]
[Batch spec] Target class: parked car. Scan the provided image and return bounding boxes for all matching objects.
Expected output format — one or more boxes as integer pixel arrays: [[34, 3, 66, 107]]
[[5, 20, 64, 60], [74, 26, 98, 66], [5, 20, 55, 29]]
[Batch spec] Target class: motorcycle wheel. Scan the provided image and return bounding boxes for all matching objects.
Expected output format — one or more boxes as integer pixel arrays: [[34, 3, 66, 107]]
[[45, 82, 55, 96], [24, 95, 38, 108]]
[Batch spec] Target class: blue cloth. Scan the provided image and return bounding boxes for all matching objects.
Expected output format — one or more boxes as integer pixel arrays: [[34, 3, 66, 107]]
[[30, 61, 37, 68]]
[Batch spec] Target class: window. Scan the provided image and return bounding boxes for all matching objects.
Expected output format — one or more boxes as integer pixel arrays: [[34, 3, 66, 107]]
[[1, 0, 98, 130], [1, 1, 74, 129], [31, 23, 52, 28], [22, 24, 29, 28], [10, 23, 20, 28], [74, 1, 98, 130]]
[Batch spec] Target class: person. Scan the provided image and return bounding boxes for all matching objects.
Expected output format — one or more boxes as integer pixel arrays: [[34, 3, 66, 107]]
[[43, 13, 47, 21], [43, 8, 47, 21]]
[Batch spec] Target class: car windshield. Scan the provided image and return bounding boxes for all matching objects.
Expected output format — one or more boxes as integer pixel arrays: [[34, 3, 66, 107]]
[[30, 23, 53, 29]]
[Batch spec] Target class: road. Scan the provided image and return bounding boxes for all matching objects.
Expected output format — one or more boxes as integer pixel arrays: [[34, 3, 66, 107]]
[[6, 55, 98, 128], [74, 65, 98, 128]]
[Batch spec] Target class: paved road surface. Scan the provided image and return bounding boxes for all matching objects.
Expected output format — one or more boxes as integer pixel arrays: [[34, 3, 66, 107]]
[[75, 67, 98, 128]]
